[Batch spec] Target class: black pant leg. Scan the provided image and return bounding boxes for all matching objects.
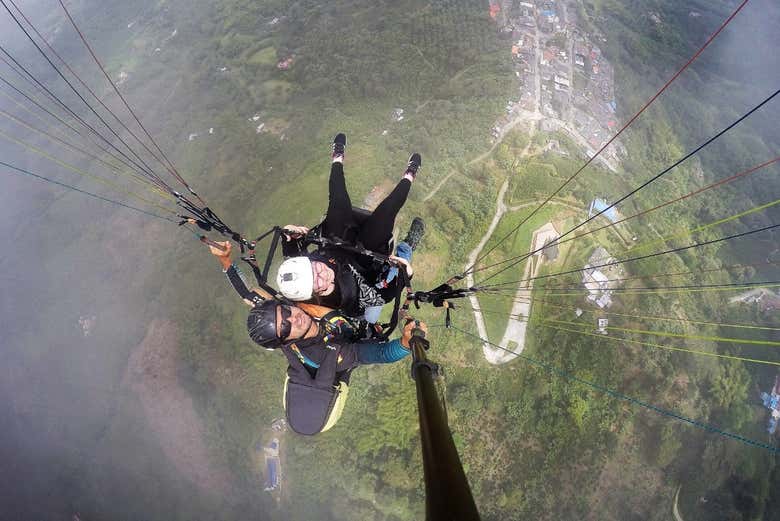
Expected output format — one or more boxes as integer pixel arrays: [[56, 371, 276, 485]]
[[322, 162, 354, 238], [358, 179, 411, 251]]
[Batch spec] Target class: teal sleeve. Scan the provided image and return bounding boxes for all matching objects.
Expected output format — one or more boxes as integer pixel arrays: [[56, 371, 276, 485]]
[[356, 339, 411, 365]]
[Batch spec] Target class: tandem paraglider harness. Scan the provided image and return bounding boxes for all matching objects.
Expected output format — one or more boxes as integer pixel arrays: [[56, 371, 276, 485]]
[[185, 205, 468, 435], [280, 304, 357, 435], [245, 206, 413, 341], [186, 205, 414, 434]]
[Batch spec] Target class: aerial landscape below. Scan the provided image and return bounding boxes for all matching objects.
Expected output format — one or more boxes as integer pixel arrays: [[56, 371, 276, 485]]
[[0, 0, 779, 520]]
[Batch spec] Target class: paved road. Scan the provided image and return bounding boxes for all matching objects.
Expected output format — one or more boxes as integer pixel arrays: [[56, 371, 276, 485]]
[[495, 252, 537, 362], [426, 15, 617, 203], [673, 485, 684, 521], [465, 179, 509, 363], [466, 195, 581, 365], [513, 109, 619, 173], [466, 193, 623, 365]]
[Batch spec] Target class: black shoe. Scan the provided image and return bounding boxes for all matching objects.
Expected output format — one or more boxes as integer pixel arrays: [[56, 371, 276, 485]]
[[332, 133, 346, 160], [403, 217, 425, 251], [404, 152, 421, 178]]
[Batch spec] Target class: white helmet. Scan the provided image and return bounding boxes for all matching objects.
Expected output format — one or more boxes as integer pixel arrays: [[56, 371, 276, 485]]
[[276, 257, 314, 300]]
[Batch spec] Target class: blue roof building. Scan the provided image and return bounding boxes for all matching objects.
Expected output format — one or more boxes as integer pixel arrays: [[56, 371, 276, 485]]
[[589, 198, 618, 223]]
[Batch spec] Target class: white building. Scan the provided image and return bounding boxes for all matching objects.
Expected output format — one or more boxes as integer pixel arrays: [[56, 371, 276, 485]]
[[582, 246, 617, 309], [597, 318, 608, 334]]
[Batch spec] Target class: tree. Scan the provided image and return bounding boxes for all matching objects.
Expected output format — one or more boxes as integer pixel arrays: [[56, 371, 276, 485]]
[[710, 362, 751, 410]]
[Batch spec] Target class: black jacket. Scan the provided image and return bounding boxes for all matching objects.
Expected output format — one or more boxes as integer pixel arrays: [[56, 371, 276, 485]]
[[281, 236, 396, 317]]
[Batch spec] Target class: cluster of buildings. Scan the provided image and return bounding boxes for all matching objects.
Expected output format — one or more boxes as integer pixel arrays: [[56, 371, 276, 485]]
[[570, 37, 625, 158], [582, 246, 622, 309], [729, 288, 780, 313], [488, 0, 625, 164]]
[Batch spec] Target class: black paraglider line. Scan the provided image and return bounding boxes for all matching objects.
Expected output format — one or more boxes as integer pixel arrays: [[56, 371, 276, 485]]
[[6, 0, 183, 191], [0, 0, 174, 188], [479, 259, 780, 292], [473, 222, 780, 291], [466, 156, 780, 278], [478, 280, 780, 296], [0, 160, 178, 224], [472, 302, 780, 332], [0, 64, 164, 191], [0, 105, 168, 197], [0, 44, 172, 193], [0, 5, 258, 252], [472, 88, 780, 287], [55, 0, 197, 198], [480, 285, 780, 307]]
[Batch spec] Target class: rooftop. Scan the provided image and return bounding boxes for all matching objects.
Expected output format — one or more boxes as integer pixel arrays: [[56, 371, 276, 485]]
[[588, 198, 618, 223]]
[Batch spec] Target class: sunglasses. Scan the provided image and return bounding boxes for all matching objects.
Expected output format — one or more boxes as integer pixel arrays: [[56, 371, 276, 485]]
[[278, 304, 293, 340]]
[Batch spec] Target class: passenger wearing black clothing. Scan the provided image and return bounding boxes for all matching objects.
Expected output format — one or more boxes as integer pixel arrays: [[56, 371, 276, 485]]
[[276, 133, 425, 322], [322, 147, 413, 254]]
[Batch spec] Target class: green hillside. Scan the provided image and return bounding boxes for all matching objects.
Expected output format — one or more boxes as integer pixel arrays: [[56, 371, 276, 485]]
[[1, 0, 779, 520]]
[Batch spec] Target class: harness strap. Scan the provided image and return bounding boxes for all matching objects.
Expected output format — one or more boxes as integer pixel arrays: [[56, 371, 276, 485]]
[[305, 229, 391, 266], [298, 303, 361, 343], [381, 267, 411, 340]]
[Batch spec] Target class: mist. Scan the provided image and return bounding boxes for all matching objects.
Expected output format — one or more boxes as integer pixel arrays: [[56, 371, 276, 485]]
[[1, 0, 779, 520], [0, 0, 245, 519]]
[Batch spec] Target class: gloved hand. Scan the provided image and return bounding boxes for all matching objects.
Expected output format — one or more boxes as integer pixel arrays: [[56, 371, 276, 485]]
[[401, 318, 428, 349]]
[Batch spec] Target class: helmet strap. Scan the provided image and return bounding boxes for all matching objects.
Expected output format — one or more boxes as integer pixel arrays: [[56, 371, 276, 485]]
[[299, 318, 319, 340]]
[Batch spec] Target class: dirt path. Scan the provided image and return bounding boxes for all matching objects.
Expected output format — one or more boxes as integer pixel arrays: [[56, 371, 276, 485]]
[[507, 198, 582, 213], [413, 45, 436, 71], [449, 63, 478, 84], [424, 114, 539, 203], [414, 99, 431, 113], [468, 113, 541, 167], [122, 319, 232, 496], [465, 179, 509, 361], [162, 77, 182, 105]]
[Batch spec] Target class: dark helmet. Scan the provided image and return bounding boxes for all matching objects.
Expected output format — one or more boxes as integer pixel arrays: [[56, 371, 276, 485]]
[[247, 300, 283, 349]]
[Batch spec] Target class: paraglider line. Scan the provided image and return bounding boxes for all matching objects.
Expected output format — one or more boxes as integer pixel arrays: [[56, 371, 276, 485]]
[[6, 0, 187, 196], [463, 0, 750, 275], [448, 324, 780, 453], [475, 222, 780, 290], [472, 157, 780, 277], [512, 297, 780, 332], [0, 160, 177, 223], [474, 88, 780, 286]]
